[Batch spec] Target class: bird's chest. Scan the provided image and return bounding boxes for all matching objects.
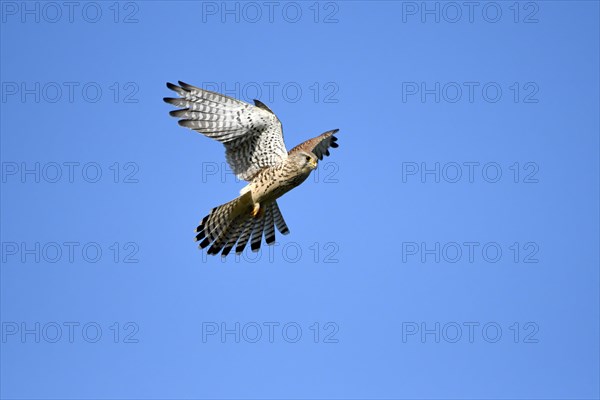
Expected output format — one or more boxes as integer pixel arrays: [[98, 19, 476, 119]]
[[252, 166, 310, 203]]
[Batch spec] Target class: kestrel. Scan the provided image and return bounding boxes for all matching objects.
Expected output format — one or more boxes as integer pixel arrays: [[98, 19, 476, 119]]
[[164, 81, 340, 257]]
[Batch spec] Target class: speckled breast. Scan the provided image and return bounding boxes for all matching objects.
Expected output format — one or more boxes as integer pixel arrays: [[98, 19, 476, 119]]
[[253, 164, 312, 204]]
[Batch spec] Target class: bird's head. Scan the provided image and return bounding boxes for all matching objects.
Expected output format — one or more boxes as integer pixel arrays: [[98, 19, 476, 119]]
[[293, 151, 318, 172]]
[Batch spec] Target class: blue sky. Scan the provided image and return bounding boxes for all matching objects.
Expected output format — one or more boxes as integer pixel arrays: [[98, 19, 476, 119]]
[[1, 1, 599, 399]]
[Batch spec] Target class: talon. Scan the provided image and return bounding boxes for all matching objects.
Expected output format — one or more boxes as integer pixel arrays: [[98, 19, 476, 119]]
[[251, 203, 260, 218]]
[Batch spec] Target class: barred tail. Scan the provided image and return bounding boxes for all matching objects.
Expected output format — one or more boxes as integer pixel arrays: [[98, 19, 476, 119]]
[[195, 197, 290, 257], [195, 192, 252, 255], [271, 201, 290, 235]]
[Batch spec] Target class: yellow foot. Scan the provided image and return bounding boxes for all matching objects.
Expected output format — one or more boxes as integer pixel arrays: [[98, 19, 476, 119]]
[[251, 203, 260, 218]]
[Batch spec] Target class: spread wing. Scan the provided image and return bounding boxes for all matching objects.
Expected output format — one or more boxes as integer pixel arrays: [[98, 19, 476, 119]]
[[288, 129, 340, 160], [164, 81, 288, 181]]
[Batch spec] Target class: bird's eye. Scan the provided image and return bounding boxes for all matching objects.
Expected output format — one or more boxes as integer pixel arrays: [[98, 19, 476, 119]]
[[305, 155, 311, 161]]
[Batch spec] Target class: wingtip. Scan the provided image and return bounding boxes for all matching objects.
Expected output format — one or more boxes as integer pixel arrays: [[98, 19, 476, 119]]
[[178, 80, 195, 90], [253, 99, 275, 114], [170, 109, 188, 117]]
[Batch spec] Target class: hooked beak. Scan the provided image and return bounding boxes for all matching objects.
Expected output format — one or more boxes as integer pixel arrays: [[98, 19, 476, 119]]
[[308, 158, 318, 169]]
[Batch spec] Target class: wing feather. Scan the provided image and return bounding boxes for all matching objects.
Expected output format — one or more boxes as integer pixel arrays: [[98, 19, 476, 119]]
[[164, 81, 288, 180], [288, 129, 340, 160]]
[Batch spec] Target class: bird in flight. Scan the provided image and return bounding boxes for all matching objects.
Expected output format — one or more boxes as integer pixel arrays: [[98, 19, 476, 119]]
[[164, 81, 340, 257]]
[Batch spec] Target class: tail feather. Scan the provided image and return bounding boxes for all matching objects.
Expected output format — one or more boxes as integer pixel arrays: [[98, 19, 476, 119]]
[[272, 202, 290, 235], [222, 219, 251, 257], [235, 218, 255, 255], [264, 205, 276, 245], [195, 192, 252, 249], [207, 221, 237, 255], [196, 197, 289, 257], [250, 214, 266, 252]]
